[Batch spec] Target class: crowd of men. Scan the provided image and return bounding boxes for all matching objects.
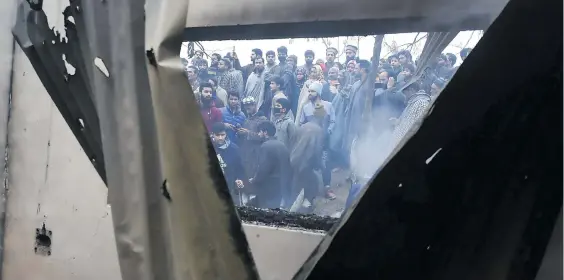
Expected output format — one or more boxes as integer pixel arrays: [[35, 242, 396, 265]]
[[182, 44, 472, 213]]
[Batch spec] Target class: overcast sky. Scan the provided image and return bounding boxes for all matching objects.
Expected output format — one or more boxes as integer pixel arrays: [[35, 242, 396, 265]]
[[181, 31, 483, 67]]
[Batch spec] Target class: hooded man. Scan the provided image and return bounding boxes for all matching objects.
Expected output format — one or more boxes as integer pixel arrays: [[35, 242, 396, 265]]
[[199, 82, 223, 133], [211, 122, 247, 205], [345, 45, 358, 64], [250, 121, 292, 209], [299, 81, 335, 136]]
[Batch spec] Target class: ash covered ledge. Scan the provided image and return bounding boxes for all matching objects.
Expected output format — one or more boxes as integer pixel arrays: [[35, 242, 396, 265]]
[[237, 206, 338, 232]]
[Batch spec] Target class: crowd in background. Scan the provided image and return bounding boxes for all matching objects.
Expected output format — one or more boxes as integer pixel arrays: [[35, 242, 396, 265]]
[[182, 44, 472, 213]]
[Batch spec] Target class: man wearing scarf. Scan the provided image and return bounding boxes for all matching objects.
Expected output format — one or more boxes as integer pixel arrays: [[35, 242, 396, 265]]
[[345, 45, 358, 64], [199, 82, 223, 133], [211, 122, 247, 206], [244, 57, 267, 110], [295, 65, 325, 125]]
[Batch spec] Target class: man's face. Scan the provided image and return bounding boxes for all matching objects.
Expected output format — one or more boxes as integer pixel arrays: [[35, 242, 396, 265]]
[[270, 81, 279, 92], [390, 58, 400, 67], [272, 102, 285, 117], [345, 49, 355, 59], [228, 95, 239, 109], [211, 55, 219, 65], [213, 131, 227, 145], [195, 51, 203, 59], [305, 55, 314, 64], [186, 68, 197, 80], [201, 87, 213, 100], [254, 59, 265, 72], [244, 103, 257, 115], [251, 52, 257, 61], [278, 51, 287, 63], [347, 62, 355, 72], [431, 83, 442, 96], [399, 55, 407, 65], [308, 89, 318, 101], [287, 58, 296, 69], [198, 63, 207, 70], [328, 67, 339, 79], [326, 52, 335, 62], [354, 64, 362, 77], [266, 54, 276, 65], [377, 71, 389, 83], [218, 60, 227, 71]]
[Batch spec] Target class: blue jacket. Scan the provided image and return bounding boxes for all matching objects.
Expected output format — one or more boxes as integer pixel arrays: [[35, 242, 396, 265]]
[[220, 106, 246, 144]]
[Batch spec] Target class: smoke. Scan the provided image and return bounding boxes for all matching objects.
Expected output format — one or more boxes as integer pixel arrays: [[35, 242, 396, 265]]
[[349, 99, 399, 183]]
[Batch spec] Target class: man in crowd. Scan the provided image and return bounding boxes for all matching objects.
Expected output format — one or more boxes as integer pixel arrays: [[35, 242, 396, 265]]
[[389, 81, 432, 151], [269, 75, 294, 121], [186, 65, 200, 100], [301, 50, 315, 76], [244, 57, 267, 112], [237, 96, 268, 183], [220, 91, 246, 145], [238, 48, 262, 84], [273, 97, 296, 149], [344, 45, 358, 64], [290, 105, 326, 212], [217, 58, 244, 95], [324, 47, 340, 77], [199, 82, 223, 133], [208, 76, 228, 107], [250, 121, 292, 209], [277, 46, 288, 71], [208, 53, 221, 76], [299, 81, 335, 135], [211, 122, 247, 205], [265, 50, 281, 77]]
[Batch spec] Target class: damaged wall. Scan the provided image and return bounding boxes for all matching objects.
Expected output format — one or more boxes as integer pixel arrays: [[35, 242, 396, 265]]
[[1, 2, 323, 279]]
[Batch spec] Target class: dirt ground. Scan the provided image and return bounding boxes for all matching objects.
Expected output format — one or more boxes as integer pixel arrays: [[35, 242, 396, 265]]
[[312, 169, 352, 217]]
